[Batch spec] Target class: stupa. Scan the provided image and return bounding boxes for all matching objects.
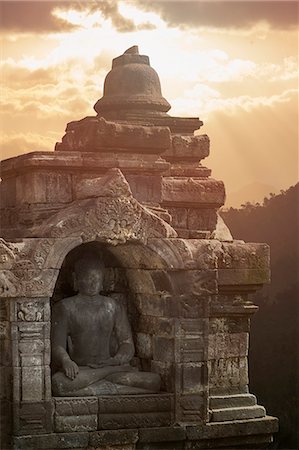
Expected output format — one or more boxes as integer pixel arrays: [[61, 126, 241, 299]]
[[0, 46, 278, 449]]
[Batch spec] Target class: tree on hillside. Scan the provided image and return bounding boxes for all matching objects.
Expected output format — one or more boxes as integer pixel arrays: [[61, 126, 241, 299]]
[[221, 183, 299, 449]]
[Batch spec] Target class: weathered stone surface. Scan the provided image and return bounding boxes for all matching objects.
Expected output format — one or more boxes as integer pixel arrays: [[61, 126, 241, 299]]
[[38, 192, 176, 244], [217, 268, 270, 287], [135, 315, 175, 337], [138, 426, 186, 442], [55, 414, 97, 432], [185, 433, 273, 449], [153, 337, 175, 362], [216, 242, 270, 270], [0, 268, 59, 298], [98, 394, 173, 414], [74, 168, 132, 200], [55, 397, 98, 415], [212, 214, 233, 241], [57, 116, 171, 153], [181, 364, 207, 393], [186, 416, 279, 440], [208, 332, 249, 359], [125, 174, 162, 204], [13, 171, 72, 205], [13, 365, 51, 402], [208, 357, 249, 389], [1, 45, 275, 449], [13, 401, 53, 435], [89, 429, 138, 447], [211, 405, 266, 422], [162, 178, 225, 207], [187, 209, 218, 232], [177, 393, 206, 423], [164, 135, 210, 162], [209, 393, 257, 409], [94, 46, 171, 117], [209, 318, 250, 334], [13, 432, 89, 449], [98, 412, 171, 430]]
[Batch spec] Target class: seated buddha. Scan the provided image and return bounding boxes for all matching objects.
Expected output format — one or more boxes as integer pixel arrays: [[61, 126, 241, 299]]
[[51, 255, 160, 396]]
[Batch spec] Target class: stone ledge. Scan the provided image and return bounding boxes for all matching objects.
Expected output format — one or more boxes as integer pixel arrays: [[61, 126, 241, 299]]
[[186, 416, 279, 440], [12, 418, 278, 449]]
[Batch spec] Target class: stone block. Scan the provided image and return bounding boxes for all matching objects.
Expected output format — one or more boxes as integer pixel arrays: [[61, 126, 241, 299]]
[[211, 405, 266, 422], [208, 357, 249, 389], [15, 171, 72, 205], [209, 393, 257, 409], [0, 268, 59, 298], [55, 414, 97, 432], [208, 333, 249, 359], [89, 429, 138, 447], [216, 242, 270, 271], [180, 338, 205, 363], [218, 268, 270, 287], [185, 433, 273, 449], [125, 174, 162, 203], [186, 416, 279, 440], [54, 397, 98, 432], [179, 295, 210, 319], [59, 117, 171, 153], [164, 134, 210, 162], [13, 400, 53, 435], [182, 364, 207, 393], [98, 394, 173, 414], [0, 176, 17, 208], [187, 208, 218, 232], [167, 207, 188, 229], [162, 178, 225, 207], [55, 397, 98, 415], [146, 238, 217, 271], [209, 318, 250, 334], [138, 426, 186, 443], [13, 432, 89, 449], [98, 412, 171, 430], [177, 393, 206, 423], [13, 365, 51, 402], [153, 337, 175, 362]]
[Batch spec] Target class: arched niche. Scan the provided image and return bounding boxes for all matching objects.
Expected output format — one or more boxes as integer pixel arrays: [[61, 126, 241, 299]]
[[50, 239, 179, 391]]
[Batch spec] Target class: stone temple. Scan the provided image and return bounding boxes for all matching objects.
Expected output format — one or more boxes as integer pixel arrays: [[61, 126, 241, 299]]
[[0, 46, 278, 449]]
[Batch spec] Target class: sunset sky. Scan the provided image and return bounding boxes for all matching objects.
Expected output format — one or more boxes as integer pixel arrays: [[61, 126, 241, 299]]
[[1, 1, 298, 206]]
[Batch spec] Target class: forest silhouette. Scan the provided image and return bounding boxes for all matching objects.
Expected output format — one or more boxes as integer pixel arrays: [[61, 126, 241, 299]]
[[221, 183, 298, 449]]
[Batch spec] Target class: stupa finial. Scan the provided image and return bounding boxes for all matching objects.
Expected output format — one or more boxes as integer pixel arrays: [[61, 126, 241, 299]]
[[124, 45, 139, 55]]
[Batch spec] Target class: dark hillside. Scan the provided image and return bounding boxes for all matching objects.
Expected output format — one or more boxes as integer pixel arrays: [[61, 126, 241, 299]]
[[221, 184, 299, 449]]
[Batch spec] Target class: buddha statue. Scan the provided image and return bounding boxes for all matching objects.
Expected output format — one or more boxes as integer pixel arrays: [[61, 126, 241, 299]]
[[51, 255, 161, 396]]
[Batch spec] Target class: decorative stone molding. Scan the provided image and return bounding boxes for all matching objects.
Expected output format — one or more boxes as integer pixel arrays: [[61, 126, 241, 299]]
[[38, 169, 176, 244]]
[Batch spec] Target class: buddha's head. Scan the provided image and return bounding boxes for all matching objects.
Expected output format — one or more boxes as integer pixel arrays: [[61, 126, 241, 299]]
[[73, 256, 104, 296]]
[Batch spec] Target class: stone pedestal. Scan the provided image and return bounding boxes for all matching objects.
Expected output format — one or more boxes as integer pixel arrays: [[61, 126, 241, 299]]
[[0, 46, 278, 449]]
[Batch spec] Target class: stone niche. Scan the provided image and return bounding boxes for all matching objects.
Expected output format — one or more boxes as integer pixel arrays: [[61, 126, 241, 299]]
[[0, 46, 278, 450]]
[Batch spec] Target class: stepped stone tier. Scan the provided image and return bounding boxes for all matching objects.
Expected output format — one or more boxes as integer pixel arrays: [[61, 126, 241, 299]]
[[0, 46, 277, 450]]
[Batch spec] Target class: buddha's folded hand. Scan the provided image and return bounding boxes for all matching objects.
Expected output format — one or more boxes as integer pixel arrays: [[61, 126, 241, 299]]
[[63, 359, 79, 380]]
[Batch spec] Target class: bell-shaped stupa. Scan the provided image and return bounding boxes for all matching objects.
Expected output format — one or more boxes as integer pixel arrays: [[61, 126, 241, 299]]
[[94, 46, 171, 117]]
